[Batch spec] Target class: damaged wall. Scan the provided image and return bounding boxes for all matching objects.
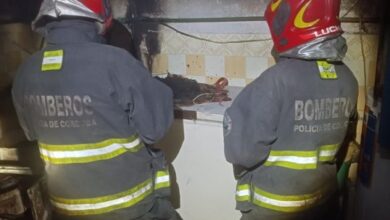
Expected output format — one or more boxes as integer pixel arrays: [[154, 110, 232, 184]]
[[0, 24, 42, 147], [122, 0, 383, 144], [0, 0, 383, 147]]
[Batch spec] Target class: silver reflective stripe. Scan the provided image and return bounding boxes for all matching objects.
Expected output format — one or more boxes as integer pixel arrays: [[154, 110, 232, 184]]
[[53, 183, 150, 210], [51, 179, 153, 216], [155, 175, 169, 185], [236, 184, 251, 202], [236, 189, 250, 197], [266, 155, 317, 164], [253, 187, 322, 212], [254, 193, 317, 207], [265, 144, 341, 170], [253, 192, 318, 210], [40, 140, 140, 159], [39, 136, 143, 164], [154, 170, 170, 190], [265, 151, 318, 170], [319, 144, 340, 162], [319, 149, 337, 157]]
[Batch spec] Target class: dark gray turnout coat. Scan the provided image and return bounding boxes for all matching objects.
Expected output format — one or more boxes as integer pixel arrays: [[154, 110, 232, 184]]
[[12, 20, 173, 219], [224, 57, 358, 215]]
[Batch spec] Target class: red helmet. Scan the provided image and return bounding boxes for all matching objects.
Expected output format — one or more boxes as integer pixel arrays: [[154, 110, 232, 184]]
[[265, 0, 343, 53], [80, 0, 112, 25], [33, 0, 113, 33]]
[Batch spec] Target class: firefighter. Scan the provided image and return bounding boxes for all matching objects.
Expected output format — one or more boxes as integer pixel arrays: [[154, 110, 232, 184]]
[[223, 0, 358, 219], [12, 0, 179, 219]]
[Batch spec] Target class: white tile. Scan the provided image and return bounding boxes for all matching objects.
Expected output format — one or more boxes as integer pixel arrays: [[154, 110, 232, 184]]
[[153, 73, 169, 78], [246, 56, 268, 79], [168, 54, 186, 75], [185, 75, 206, 83], [205, 56, 225, 77], [196, 112, 224, 122], [228, 78, 247, 87]]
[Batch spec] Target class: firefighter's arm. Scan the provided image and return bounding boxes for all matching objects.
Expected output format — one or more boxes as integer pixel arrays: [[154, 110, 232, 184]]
[[112, 51, 174, 145], [130, 71, 174, 145], [223, 76, 280, 169]]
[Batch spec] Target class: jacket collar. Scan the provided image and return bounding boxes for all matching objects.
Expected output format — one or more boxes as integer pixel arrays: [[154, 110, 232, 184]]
[[44, 19, 104, 44], [278, 35, 347, 61]]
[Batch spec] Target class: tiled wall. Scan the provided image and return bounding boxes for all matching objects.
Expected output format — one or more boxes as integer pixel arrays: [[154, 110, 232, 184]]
[[149, 30, 274, 87], [146, 22, 379, 143], [344, 32, 379, 141]]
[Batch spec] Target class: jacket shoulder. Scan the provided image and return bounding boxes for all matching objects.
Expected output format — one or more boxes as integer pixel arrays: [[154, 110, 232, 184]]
[[98, 44, 137, 62], [249, 59, 289, 86]]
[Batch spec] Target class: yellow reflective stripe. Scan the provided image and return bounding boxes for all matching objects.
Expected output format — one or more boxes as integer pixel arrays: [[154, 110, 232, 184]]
[[236, 184, 251, 202], [39, 135, 144, 165], [319, 144, 340, 162], [265, 150, 317, 170], [51, 179, 153, 216], [253, 187, 322, 213], [154, 170, 170, 190]]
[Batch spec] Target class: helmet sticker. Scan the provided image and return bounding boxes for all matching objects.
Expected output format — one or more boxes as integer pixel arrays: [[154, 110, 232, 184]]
[[271, 0, 283, 12], [265, 0, 343, 53], [272, 1, 290, 36], [293, 0, 320, 29]]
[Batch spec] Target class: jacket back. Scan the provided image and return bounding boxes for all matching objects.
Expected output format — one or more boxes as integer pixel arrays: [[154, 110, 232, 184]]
[[224, 58, 358, 213], [12, 20, 173, 219]]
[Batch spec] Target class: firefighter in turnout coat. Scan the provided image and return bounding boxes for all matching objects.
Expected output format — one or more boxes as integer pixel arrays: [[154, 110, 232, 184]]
[[223, 0, 358, 219], [12, 0, 179, 219]]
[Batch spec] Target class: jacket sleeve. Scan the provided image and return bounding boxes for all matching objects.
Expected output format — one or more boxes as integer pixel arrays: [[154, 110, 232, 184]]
[[111, 51, 174, 144], [223, 72, 281, 169], [11, 68, 36, 141]]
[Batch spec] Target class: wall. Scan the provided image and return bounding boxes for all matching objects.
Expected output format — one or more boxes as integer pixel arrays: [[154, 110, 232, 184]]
[[0, 23, 42, 91], [0, 23, 42, 147], [111, 1, 384, 218], [352, 14, 390, 220], [113, 0, 383, 144], [157, 119, 241, 220]]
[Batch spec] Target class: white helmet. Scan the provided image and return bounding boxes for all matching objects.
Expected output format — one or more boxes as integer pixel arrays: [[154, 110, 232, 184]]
[[33, 0, 112, 34]]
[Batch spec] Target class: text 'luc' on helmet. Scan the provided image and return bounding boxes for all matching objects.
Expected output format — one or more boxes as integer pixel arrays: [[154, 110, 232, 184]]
[[265, 0, 343, 53], [32, 0, 113, 34]]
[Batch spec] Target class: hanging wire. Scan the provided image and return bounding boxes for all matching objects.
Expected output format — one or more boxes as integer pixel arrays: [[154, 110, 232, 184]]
[[159, 23, 271, 44], [156, 0, 371, 109], [342, 0, 370, 108], [192, 93, 215, 105], [152, 0, 363, 44], [358, 17, 369, 107]]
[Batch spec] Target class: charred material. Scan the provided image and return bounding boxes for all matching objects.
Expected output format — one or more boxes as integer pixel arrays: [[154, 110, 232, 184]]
[[157, 74, 231, 106]]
